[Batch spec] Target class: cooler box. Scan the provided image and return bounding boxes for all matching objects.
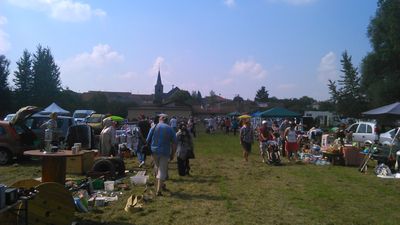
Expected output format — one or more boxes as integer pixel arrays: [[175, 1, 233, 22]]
[[342, 145, 364, 166], [66, 150, 95, 174]]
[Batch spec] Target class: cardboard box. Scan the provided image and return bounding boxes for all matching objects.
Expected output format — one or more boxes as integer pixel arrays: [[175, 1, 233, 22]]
[[66, 150, 95, 174], [342, 145, 364, 166]]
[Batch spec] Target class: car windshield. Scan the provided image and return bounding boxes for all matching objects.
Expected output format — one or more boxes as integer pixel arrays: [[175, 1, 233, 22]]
[[87, 117, 101, 123], [74, 113, 88, 118]]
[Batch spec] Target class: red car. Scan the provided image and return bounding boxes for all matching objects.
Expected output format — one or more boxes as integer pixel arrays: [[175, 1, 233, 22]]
[[0, 106, 39, 165]]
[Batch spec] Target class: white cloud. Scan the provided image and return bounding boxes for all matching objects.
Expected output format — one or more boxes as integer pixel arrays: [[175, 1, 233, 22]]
[[0, 16, 11, 54], [150, 56, 165, 76], [317, 51, 338, 83], [220, 78, 234, 85], [59, 44, 126, 91], [268, 0, 317, 6], [223, 0, 236, 8], [69, 44, 124, 67], [7, 0, 106, 22], [230, 59, 267, 79]]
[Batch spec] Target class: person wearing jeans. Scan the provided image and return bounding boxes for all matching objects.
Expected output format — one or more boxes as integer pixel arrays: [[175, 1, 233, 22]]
[[146, 114, 177, 196]]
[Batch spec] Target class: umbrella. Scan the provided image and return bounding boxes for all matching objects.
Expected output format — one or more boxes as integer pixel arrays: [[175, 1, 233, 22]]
[[107, 115, 125, 122], [238, 115, 251, 119]]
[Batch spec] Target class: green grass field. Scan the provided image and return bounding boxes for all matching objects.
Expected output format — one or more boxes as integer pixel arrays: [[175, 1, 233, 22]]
[[1, 129, 400, 225]]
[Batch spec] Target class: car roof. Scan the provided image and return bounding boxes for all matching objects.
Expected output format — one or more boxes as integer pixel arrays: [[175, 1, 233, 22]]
[[30, 114, 73, 119]]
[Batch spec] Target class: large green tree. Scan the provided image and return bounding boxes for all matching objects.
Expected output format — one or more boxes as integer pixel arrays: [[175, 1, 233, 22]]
[[254, 86, 269, 102], [361, 0, 400, 106], [13, 50, 34, 107], [31, 45, 61, 106], [0, 55, 12, 115], [328, 51, 367, 117]]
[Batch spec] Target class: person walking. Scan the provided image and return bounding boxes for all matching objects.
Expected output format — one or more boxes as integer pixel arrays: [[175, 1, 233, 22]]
[[239, 118, 254, 162], [146, 114, 177, 196], [176, 122, 194, 176], [137, 115, 151, 167], [279, 119, 290, 157], [169, 116, 178, 132], [187, 117, 197, 138], [232, 117, 239, 136], [284, 122, 299, 161], [258, 120, 275, 163], [225, 117, 231, 135]]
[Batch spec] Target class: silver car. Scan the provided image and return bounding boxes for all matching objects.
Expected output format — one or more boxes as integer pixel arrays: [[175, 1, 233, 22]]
[[379, 127, 400, 146], [346, 122, 378, 144]]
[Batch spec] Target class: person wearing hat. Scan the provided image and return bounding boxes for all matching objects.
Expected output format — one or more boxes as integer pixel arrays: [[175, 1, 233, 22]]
[[258, 120, 275, 163], [239, 118, 254, 162], [284, 121, 299, 161], [146, 113, 177, 196]]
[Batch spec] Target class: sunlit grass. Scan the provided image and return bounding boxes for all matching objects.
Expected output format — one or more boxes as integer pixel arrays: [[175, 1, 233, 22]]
[[1, 127, 400, 224]]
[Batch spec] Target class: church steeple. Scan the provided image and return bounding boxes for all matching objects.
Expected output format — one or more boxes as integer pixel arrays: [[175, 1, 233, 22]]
[[156, 70, 162, 85], [154, 69, 164, 104]]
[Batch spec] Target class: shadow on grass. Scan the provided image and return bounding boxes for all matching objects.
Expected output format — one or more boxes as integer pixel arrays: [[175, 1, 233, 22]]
[[74, 220, 135, 225], [169, 175, 221, 184], [8, 156, 42, 167], [171, 191, 229, 201]]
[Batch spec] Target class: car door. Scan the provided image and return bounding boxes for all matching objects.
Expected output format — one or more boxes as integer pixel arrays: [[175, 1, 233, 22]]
[[354, 123, 375, 143], [348, 123, 360, 142]]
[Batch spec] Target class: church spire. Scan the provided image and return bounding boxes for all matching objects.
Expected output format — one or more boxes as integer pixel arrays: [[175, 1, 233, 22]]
[[154, 68, 164, 104], [156, 69, 162, 85]]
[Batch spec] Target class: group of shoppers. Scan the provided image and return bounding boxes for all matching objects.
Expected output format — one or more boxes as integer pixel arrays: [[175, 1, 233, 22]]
[[239, 118, 300, 163], [139, 114, 195, 196]]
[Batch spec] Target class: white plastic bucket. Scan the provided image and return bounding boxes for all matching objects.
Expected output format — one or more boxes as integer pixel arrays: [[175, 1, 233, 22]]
[[130, 176, 148, 185]]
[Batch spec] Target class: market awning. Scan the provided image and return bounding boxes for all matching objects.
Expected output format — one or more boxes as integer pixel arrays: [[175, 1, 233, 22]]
[[362, 102, 400, 117], [259, 107, 300, 118]]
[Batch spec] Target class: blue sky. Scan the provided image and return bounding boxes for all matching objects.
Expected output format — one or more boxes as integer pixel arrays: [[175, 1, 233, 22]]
[[0, 0, 377, 101]]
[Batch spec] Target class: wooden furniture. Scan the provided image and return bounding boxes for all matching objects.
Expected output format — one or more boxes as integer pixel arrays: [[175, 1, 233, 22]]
[[24, 150, 84, 185], [66, 150, 95, 174], [342, 145, 364, 166], [322, 151, 344, 165]]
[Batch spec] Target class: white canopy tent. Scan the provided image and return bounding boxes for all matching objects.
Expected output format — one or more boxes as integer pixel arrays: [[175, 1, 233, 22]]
[[39, 102, 71, 116]]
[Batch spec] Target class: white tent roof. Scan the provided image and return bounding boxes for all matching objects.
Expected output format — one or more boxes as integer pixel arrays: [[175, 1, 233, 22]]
[[40, 102, 71, 116]]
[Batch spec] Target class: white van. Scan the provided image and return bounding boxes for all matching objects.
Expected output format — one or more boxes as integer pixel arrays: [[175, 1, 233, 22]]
[[73, 110, 95, 124]]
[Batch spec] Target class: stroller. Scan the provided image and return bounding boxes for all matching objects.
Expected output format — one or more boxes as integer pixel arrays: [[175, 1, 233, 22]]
[[265, 141, 281, 166]]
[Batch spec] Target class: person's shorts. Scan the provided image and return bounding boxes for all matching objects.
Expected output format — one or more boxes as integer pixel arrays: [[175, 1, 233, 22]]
[[153, 154, 169, 181], [241, 142, 252, 152], [285, 142, 299, 154]]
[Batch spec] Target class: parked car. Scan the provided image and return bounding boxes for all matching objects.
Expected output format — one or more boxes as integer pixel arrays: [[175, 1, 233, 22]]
[[0, 107, 39, 165], [379, 127, 400, 146], [3, 113, 16, 122], [72, 109, 95, 124], [86, 113, 107, 134], [346, 121, 379, 144], [24, 113, 75, 146]]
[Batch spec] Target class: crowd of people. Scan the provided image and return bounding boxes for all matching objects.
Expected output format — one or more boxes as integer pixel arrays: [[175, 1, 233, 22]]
[[95, 113, 330, 196], [98, 114, 196, 196]]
